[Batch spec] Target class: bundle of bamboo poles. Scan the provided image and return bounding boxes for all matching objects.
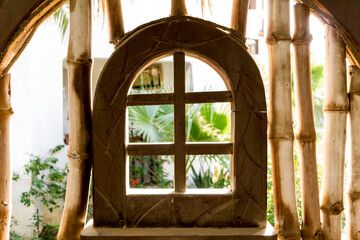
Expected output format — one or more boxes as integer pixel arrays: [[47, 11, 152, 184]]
[[292, 4, 322, 240], [320, 24, 348, 240], [57, 0, 92, 239], [267, 0, 300, 239], [0, 74, 12, 240]]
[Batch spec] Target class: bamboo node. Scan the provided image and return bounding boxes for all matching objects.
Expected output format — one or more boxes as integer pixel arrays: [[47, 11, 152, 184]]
[[323, 105, 349, 112], [67, 151, 91, 161], [66, 58, 93, 67], [292, 33, 313, 45], [320, 202, 344, 215], [346, 192, 360, 200], [278, 230, 301, 240], [314, 230, 324, 240], [266, 33, 291, 45]]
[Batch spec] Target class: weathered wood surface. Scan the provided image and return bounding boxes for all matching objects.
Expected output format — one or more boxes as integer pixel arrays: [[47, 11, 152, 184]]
[[320, 25, 348, 240], [173, 52, 186, 193], [346, 65, 360, 240], [127, 143, 233, 156], [57, 0, 92, 239], [267, 0, 300, 239], [292, 4, 322, 240], [81, 225, 277, 239], [0, 74, 12, 240], [127, 91, 232, 106], [93, 16, 267, 228]]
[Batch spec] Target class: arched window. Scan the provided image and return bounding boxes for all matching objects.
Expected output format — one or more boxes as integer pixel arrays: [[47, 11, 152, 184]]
[[93, 16, 267, 229]]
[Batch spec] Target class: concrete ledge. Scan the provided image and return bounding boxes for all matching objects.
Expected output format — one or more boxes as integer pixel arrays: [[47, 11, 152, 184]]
[[81, 224, 277, 240]]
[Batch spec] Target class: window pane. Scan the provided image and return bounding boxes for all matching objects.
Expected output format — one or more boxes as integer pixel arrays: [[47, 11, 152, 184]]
[[129, 57, 192, 94], [186, 155, 231, 189], [185, 103, 231, 142], [128, 105, 174, 143], [185, 56, 227, 92], [128, 155, 174, 189]]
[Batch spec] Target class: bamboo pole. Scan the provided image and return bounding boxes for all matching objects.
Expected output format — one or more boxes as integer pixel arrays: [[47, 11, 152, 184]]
[[105, 0, 124, 44], [292, 4, 322, 240], [231, 0, 250, 35], [346, 65, 360, 240], [171, 0, 187, 16], [57, 0, 92, 239], [0, 74, 12, 240], [267, 0, 300, 239], [320, 25, 348, 240]]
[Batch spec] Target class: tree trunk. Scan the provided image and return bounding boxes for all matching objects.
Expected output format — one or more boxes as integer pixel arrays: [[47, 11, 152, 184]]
[[0, 74, 12, 240], [57, 0, 92, 239], [292, 4, 322, 240], [231, 0, 250, 35], [267, 0, 300, 239], [320, 25, 348, 240], [346, 65, 360, 240], [105, 0, 124, 45], [171, 0, 187, 16]]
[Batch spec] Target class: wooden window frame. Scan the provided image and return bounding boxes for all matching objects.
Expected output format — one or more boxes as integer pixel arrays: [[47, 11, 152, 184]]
[[92, 16, 267, 229]]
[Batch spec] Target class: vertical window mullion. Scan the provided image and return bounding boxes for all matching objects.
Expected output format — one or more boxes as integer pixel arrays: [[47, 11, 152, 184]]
[[173, 52, 186, 192]]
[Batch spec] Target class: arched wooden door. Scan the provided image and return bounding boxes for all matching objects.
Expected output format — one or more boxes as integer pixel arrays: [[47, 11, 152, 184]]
[[92, 16, 267, 229]]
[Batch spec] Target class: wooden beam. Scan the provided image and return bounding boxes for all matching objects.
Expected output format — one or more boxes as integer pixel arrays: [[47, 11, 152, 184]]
[[185, 91, 232, 104], [173, 52, 186, 192], [292, 4, 322, 240], [127, 93, 173, 106], [127, 91, 232, 106], [127, 143, 174, 156], [186, 143, 233, 155]]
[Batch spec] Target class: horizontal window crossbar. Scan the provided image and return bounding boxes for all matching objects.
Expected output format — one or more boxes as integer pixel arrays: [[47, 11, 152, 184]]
[[126, 142, 233, 155], [127, 91, 232, 106]]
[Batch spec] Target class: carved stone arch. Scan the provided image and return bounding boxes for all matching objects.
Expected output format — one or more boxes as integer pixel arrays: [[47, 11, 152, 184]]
[[93, 16, 267, 228]]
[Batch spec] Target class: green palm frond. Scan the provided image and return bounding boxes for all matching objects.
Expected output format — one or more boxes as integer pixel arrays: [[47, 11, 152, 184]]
[[51, 2, 70, 42], [128, 105, 162, 142]]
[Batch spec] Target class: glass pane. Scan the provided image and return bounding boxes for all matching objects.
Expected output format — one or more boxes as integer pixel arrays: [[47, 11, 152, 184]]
[[128, 155, 174, 189], [128, 105, 174, 143], [185, 56, 227, 92], [185, 103, 231, 142], [186, 155, 231, 189]]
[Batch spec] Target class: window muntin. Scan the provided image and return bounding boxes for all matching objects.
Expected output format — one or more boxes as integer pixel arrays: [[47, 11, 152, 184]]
[[126, 52, 233, 193]]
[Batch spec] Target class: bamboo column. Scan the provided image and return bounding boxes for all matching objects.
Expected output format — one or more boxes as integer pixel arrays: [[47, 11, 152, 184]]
[[346, 65, 360, 240], [57, 0, 92, 239], [171, 0, 187, 16], [267, 0, 300, 239], [231, 0, 250, 35], [292, 4, 322, 240], [320, 25, 348, 240], [105, 0, 124, 45], [0, 74, 12, 240]]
